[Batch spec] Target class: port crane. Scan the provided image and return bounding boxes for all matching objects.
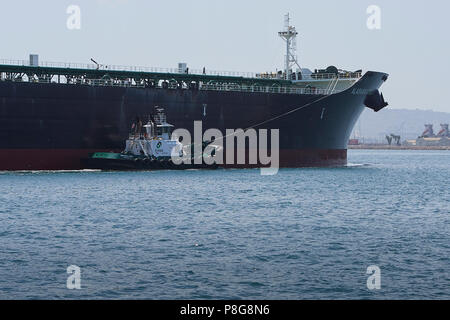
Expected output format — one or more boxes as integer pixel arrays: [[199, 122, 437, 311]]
[[386, 134, 401, 146]]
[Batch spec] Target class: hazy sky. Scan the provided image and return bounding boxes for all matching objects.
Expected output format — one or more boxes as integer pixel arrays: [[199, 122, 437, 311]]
[[1, 0, 449, 112]]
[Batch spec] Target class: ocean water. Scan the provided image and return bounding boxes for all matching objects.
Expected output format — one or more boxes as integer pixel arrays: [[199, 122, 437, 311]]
[[0, 149, 449, 299]]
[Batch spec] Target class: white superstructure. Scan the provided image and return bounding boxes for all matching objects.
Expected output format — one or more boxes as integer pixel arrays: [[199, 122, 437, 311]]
[[123, 108, 183, 158]]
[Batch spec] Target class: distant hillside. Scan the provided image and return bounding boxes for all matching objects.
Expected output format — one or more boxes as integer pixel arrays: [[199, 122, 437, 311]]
[[351, 108, 450, 143]]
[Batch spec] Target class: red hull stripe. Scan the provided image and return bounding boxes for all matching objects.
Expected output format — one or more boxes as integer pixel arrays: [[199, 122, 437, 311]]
[[0, 149, 115, 171]]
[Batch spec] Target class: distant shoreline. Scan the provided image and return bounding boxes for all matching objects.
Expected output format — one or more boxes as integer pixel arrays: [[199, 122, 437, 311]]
[[348, 145, 450, 150]]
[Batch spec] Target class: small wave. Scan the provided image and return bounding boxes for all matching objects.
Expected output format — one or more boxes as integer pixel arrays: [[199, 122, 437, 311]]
[[345, 163, 370, 168]]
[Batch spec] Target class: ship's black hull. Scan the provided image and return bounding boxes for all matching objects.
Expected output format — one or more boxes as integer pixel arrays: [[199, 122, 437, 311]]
[[0, 71, 387, 170]]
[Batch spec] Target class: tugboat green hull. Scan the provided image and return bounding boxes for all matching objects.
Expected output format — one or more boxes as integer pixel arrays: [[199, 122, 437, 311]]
[[82, 152, 217, 171]]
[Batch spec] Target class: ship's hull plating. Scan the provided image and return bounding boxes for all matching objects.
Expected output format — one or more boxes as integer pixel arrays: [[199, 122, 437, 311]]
[[0, 71, 387, 170]]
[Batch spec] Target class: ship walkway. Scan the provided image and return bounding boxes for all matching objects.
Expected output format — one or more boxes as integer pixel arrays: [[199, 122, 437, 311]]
[[0, 59, 349, 96], [0, 76, 344, 96]]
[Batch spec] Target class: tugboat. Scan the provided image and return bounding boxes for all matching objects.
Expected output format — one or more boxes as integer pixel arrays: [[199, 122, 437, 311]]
[[82, 107, 217, 170]]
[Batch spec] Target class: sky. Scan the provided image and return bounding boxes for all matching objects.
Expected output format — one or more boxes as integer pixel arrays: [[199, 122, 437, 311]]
[[1, 0, 449, 112]]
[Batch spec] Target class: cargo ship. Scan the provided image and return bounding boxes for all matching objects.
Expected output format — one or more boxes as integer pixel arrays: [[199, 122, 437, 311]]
[[0, 14, 388, 170]]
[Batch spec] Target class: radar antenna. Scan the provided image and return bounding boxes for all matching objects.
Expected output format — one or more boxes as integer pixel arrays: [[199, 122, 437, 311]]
[[278, 13, 301, 80]]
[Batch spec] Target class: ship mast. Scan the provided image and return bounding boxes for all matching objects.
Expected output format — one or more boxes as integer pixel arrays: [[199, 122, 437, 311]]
[[278, 13, 300, 80]]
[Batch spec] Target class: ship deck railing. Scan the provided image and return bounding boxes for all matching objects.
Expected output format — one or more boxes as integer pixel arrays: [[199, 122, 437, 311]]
[[0, 76, 343, 96], [257, 72, 362, 80], [0, 59, 257, 79], [199, 83, 342, 95], [0, 59, 361, 81]]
